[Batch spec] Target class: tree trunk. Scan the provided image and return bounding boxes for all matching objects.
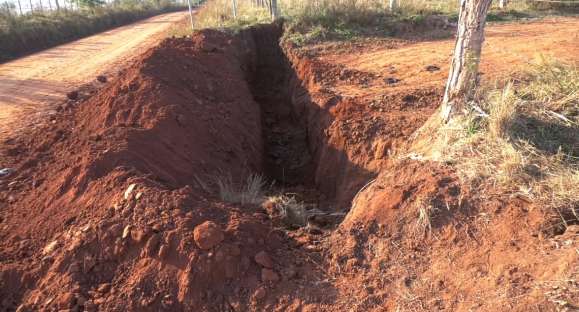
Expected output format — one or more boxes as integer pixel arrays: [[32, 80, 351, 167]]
[[28, 0, 33, 12], [232, 0, 237, 19], [440, 0, 492, 122], [55, 0, 60, 11], [17, 0, 22, 14], [408, 0, 492, 156], [499, 0, 507, 9], [271, 0, 278, 21], [389, 0, 396, 11]]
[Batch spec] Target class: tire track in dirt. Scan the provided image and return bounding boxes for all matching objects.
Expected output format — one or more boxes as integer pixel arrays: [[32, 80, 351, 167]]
[[0, 11, 188, 140]]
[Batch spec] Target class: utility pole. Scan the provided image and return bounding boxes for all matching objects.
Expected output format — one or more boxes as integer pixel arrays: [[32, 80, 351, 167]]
[[186, 0, 194, 32], [232, 0, 237, 19], [271, 0, 278, 20]]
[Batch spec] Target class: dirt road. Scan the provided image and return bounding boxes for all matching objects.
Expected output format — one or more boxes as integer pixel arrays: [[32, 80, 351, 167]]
[[0, 11, 187, 139]]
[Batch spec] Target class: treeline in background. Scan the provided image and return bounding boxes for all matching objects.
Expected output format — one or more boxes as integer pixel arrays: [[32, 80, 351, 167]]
[[0, 0, 190, 61], [192, 0, 578, 30]]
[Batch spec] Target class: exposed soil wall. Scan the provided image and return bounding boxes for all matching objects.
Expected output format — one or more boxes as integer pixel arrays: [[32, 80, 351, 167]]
[[0, 26, 281, 311]]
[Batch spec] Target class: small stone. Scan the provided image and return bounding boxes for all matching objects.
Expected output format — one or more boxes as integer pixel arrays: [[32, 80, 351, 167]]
[[0, 168, 14, 177], [254, 251, 273, 268], [122, 225, 132, 239], [56, 292, 75, 309], [76, 294, 87, 306], [97, 283, 111, 294], [131, 228, 146, 243], [144, 234, 161, 257], [43, 240, 59, 254], [66, 91, 79, 100], [124, 183, 136, 200], [96, 75, 107, 83], [253, 287, 266, 300], [425, 65, 441, 72], [193, 221, 224, 250], [261, 268, 280, 283], [158, 244, 170, 259]]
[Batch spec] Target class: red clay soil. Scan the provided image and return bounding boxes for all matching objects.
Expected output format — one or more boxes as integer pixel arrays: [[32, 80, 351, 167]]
[[0, 26, 328, 312], [0, 20, 577, 312]]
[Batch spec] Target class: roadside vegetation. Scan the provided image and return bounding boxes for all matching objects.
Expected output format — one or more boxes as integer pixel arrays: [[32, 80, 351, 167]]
[[0, 0, 187, 61], [186, 0, 578, 45], [425, 58, 578, 233]]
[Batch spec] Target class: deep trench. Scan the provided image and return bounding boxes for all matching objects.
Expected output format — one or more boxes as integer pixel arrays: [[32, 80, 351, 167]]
[[248, 27, 316, 189]]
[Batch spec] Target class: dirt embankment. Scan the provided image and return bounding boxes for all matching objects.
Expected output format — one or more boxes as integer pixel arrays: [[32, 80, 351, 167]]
[[0, 20, 577, 312]]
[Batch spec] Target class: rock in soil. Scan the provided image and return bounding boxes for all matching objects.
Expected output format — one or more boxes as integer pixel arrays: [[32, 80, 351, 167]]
[[261, 268, 280, 283], [193, 221, 224, 250], [254, 251, 274, 268], [66, 90, 79, 100]]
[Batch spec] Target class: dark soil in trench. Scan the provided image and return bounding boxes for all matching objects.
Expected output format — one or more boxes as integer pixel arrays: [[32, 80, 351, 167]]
[[249, 28, 315, 188]]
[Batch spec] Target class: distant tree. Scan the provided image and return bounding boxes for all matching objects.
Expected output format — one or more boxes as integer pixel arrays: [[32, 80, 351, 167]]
[[270, 0, 278, 20], [78, 0, 105, 7], [389, 0, 397, 11], [0, 1, 16, 15], [499, 0, 507, 9]]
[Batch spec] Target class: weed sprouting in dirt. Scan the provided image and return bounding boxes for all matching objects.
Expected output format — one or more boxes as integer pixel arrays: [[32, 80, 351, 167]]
[[263, 194, 308, 228], [216, 173, 268, 205], [436, 58, 578, 233]]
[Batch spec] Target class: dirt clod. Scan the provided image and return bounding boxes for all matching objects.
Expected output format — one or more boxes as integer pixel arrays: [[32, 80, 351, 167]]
[[66, 90, 78, 100], [261, 268, 280, 283], [254, 251, 274, 268], [193, 221, 224, 250]]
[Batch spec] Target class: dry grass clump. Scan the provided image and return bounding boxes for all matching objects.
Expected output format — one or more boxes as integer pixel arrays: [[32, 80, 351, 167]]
[[441, 58, 578, 231], [216, 173, 268, 204], [192, 0, 270, 30], [262, 194, 308, 227]]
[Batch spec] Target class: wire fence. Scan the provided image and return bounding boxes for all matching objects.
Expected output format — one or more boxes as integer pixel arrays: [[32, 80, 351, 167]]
[[0, 0, 189, 16]]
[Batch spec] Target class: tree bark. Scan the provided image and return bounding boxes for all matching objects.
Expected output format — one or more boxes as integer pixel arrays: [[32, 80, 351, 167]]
[[440, 0, 492, 123], [499, 0, 507, 9], [232, 0, 237, 19], [271, 0, 278, 21]]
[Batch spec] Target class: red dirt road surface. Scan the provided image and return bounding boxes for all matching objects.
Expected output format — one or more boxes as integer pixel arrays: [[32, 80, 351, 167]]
[[0, 11, 187, 140]]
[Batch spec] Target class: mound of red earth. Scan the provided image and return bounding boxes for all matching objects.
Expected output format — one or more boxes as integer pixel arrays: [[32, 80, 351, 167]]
[[1, 22, 577, 312], [0, 26, 296, 311]]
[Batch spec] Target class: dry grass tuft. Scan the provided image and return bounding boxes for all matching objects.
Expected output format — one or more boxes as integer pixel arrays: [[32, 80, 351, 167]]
[[216, 173, 268, 205], [438, 58, 578, 232], [263, 194, 308, 227]]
